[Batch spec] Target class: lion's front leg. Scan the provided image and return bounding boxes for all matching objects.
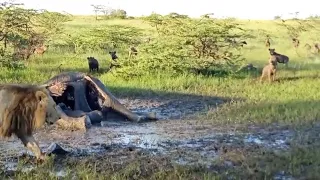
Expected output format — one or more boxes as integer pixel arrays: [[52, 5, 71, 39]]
[[268, 72, 272, 83], [16, 132, 46, 161], [273, 71, 276, 82]]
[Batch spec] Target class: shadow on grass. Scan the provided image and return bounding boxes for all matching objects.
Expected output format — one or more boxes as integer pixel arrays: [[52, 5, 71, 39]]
[[210, 99, 320, 126], [61, 67, 112, 76], [101, 86, 240, 120], [231, 63, 320, 80], [188, 67, 262, 80], [276, 74, 320, 82], [108, 85, 239, 100], [33, 66, 113, 77], [247, 58, 320, 70]]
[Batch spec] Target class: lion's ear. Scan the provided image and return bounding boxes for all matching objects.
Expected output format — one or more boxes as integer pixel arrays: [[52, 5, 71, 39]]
[[35, 91, 48, 104]]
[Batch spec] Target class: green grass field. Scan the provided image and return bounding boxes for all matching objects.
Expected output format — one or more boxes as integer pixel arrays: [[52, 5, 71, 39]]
[[2, 16, 320, 179]]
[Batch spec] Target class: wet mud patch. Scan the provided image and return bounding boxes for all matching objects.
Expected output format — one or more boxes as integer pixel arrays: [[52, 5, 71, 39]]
[[0, 119, 296, 176], [118, 94, 228, 120], [0, 95, 297, 178]]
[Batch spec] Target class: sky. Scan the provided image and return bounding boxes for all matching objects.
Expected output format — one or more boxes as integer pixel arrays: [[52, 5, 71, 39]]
[[15, 0, 319, 20]]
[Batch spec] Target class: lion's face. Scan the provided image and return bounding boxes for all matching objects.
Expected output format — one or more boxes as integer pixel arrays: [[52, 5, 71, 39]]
[[45, 94, 61, 124], [34, 89, 60, 127]]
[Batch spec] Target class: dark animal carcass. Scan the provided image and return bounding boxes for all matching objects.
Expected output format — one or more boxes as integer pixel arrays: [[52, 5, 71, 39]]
[[43, 72, 157, 130]]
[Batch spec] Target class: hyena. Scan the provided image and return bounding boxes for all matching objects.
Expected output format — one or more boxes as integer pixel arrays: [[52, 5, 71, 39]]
[[87, 57, 99, 72], [268, 48, 289, 66]]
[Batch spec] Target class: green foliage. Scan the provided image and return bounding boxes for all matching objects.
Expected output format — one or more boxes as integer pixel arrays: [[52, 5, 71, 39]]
[[0, 2, 37, 47], [0, 1, 70, 67], [90, 25, 143, 49], [52, 25, 143, 54], [56, 13, 251, 79], [55, 31, 95, 54], [111, 13, 250, 78], [307, 15, 320, 20], [276, 19, 316, 39], [168, 12, 189, 19], [91, 4, 127, 20], [34, 10, 72, 38], [109, 9, 127, 19], [0, 50, 25, 69]]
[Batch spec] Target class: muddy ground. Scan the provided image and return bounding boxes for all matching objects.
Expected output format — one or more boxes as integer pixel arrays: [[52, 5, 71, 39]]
[[0, 95, 299, 178]]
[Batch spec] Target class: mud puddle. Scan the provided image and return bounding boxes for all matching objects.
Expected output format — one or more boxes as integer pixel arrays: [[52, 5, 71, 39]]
[[0, 96, 295, 176], [118, 96, 225, 120]]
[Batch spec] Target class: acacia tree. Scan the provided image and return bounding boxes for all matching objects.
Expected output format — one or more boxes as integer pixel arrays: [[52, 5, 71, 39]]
[[0, 1, 36, 48], [0, 1, 70, 67], [109, 9, 127, 19], [52, 24, 143, 55], [276, 12, 316, 49], [90, 25, 143, 48], [107, 13, 252, 78], [34, 10, 71, 38], [91, 4, 106, 20], [137, 14, 249, 74]]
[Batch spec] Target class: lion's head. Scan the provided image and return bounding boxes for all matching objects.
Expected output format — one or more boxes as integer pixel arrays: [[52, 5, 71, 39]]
[[34, 88, 61, 127], [0, 84, 60, 137]]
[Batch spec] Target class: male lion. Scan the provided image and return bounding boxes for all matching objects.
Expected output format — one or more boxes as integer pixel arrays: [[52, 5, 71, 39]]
[[0, 84, 60, 161]]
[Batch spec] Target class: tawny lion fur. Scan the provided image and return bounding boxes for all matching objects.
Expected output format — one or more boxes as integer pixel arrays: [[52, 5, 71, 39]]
[[34, 44, 48, 55], [260, 58, 277, 83], [0, 84, 60, 160]]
